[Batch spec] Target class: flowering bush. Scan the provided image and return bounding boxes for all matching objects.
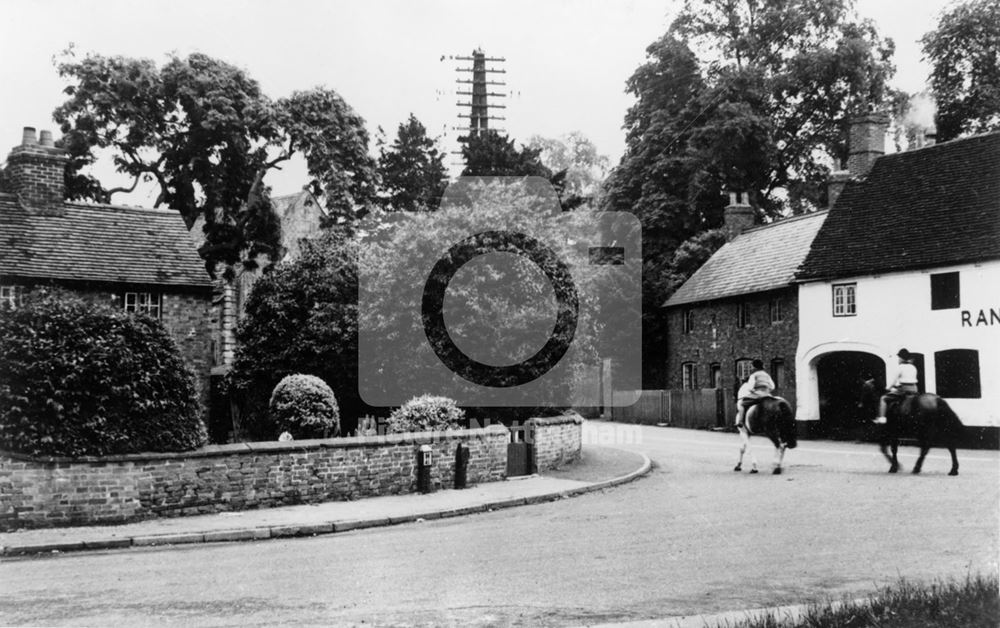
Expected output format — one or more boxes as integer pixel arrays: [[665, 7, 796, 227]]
[[385, 395, 465, 434], [269, 374, 340, 439]]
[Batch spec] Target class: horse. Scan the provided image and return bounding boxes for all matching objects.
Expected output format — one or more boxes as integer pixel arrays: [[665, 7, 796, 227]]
[[877, 391, 964, 475], [734, 396, 798, 475]]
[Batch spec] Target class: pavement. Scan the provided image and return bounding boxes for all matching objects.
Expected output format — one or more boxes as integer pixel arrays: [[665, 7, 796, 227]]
[[0, 445, 650, 558]]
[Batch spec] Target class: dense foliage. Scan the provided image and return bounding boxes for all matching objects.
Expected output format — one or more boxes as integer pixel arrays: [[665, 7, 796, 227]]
[[269, 374, 340, 439], [52, 50, 376, 274], [0, 291, 206, 457], [385, 395, 465, 434], [376, 114, 449, 212], [921, 0, 1000, 141], [602, 0, 896, 384], [228, 230, 361, 440]]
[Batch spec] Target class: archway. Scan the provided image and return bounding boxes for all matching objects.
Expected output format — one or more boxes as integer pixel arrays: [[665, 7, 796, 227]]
[[815, 351, 885, 439]]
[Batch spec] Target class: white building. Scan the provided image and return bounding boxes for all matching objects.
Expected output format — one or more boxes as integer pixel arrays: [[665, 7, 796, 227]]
[[794, 130, 1000, 444]]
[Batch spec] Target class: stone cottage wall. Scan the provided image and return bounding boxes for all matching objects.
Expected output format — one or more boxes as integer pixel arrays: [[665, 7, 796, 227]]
[[666, 287, 799, 424]]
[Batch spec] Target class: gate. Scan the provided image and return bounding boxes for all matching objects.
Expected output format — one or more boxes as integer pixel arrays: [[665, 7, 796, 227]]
[[506, 424, 534, 476]]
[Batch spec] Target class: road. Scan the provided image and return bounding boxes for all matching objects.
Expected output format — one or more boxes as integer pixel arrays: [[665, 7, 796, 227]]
[[1, 424, 997, 627]]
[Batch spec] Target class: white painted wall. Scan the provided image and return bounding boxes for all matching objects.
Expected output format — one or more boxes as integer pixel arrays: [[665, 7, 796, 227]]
[[796, 260, 1000, 427]]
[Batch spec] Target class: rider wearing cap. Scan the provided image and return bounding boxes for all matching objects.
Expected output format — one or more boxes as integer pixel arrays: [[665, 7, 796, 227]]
[[735, 359, 775, 429], [876, 348, 919, 424]]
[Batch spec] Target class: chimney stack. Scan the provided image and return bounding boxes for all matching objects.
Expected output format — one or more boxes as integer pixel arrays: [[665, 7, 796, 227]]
[[827, 170, 851, 209], [4, 126, 68, 216], [846, 112, 888, 177], [723, 190, 754, 240]]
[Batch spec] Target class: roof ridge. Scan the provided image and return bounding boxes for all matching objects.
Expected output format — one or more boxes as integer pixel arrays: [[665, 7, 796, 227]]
[[740, 208, 828, 234]]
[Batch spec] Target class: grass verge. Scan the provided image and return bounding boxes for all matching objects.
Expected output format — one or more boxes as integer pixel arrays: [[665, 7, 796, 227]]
[[725, 573, 999, 628]]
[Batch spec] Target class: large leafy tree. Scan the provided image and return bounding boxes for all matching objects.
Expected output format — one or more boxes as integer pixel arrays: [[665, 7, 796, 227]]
[[375, 114, 449, 212], [228, 230, 362, 440], [922, 0, 1000, 142], [602, 0, 895, 385], [52, 50, 377, 275], [527, 132, 610, 207]]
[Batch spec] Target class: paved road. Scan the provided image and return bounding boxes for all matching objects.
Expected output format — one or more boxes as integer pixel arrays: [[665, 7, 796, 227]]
[[1, 424, 997, 627]]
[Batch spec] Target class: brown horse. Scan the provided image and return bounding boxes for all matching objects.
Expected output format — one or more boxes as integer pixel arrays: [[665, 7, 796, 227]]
[[879, 392, 964, 475]]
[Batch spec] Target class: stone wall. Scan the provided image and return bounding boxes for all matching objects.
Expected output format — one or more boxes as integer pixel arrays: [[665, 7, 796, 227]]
[[0, 425, 509, 530], [530, 415, 583, 471]]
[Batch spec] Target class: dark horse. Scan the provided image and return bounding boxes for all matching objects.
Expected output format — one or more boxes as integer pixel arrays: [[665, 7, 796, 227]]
[[876, 391, 964, 475], [734, 397, 798, 475]]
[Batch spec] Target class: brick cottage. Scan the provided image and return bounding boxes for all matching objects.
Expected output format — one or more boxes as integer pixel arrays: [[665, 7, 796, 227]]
[[0, 126, 214, 408]]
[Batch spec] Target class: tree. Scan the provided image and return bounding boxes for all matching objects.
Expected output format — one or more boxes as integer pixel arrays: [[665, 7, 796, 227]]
[[922, 0, 1000, 142], [375, 114, 449, 212], [602, 0, 896, 384], [527, 132, 610, 206], [52, 50, 377, 275], [227, 230, 362, 440], [462, 131, 586, 210], [461, 130, 552, 179]]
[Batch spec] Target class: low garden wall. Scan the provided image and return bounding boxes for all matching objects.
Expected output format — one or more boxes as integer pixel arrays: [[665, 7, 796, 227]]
[[530, 414, 583, 470], [0, 425, 510, 530]]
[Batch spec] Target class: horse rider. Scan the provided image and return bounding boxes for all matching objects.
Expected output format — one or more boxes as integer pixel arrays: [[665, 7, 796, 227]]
[[875, 348, 919, 424], [735, 359, 775, 429]]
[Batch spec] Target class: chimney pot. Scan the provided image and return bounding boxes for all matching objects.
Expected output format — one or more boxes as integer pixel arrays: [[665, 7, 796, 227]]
[[723, 189, 755, 240], [21, 127, 37, 146], [39, 130, 54, 147]]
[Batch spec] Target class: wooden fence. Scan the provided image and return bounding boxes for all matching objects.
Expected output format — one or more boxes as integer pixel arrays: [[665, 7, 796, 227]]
[[611, 389, 726, 429]]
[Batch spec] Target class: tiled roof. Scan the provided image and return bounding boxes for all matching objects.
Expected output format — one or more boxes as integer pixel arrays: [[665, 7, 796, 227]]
[[0, 196, 212, 288], [796, 132, 1000, 281], [664, 211, 828, 307]]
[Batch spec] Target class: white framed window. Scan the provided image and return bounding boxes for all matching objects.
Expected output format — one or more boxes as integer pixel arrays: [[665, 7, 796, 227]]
[[124, 292, 162, 319], [682, 309, 694, 334], [832, 283, 856, 317], [0, 285, 20, 309], [769, 298, 783, 324], [735, 358, 754, 384], [682, 362, 698, 390]]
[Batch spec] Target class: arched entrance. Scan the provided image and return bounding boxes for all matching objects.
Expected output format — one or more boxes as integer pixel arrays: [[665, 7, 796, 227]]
[[815, 351, 885, 439]]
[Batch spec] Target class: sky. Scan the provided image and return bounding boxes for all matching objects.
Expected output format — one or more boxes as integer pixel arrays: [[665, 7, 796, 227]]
[[0, 0, 955, 204]]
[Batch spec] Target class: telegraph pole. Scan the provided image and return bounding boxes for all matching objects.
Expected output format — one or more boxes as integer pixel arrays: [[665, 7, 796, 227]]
[[453, 49, 506, 145]]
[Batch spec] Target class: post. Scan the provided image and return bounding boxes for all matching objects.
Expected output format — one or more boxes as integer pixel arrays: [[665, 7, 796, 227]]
[[417, 444, 433, 493]]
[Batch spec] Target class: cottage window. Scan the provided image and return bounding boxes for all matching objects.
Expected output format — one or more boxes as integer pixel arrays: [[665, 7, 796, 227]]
[[737, 302, 749, 328], [124, 292, 162, 319], [832, 283, 856, 316], [735, 358, 754, 384], [934, 349, 981, 398], [769, 298, 783, 324], [682, 309, 694, 334], [930, 272, 960, 310], [0, 285, 20, 309], [682, 362, 698, 390]]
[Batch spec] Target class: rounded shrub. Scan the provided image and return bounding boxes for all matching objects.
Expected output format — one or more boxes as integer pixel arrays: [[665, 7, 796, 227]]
[[268, 374, 340, 439], [0, 290, 206, 457], [386, 395, 465, 434]]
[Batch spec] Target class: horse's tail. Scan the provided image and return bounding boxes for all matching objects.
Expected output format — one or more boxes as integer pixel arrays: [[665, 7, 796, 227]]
[[935, 396, 965, 432]]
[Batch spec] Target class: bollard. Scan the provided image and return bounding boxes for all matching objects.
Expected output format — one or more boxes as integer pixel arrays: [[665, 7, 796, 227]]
[[417, 444, 433, 493], [454, 443, 470, 489]]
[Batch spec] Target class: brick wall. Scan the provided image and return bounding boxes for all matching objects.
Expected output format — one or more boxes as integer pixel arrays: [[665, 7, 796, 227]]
[[529, 415, 583, 471], [0, 425, 510, 530], [666, 287, 799, 424]]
